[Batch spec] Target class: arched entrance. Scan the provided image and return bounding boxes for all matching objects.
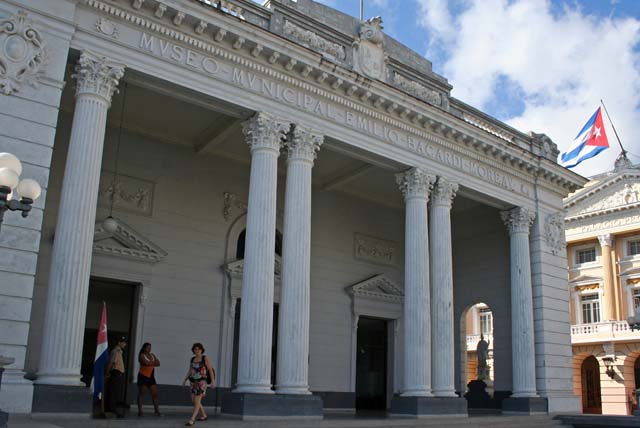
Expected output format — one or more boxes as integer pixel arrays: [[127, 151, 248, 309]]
[[581, 356, 602, 414]]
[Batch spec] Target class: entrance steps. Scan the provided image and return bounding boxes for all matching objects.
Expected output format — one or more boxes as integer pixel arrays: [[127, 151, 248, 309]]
[[11, 413, 572, 428]]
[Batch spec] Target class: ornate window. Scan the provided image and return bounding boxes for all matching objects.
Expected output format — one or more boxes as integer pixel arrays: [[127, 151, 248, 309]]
[[577, 247, 597, 265], [479, 308, 493, 335], [581, 294, 601, 324], [633, 289, 640, 310]]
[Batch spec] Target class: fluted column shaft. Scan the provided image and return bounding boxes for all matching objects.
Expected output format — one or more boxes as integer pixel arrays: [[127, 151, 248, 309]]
[[37, 52, 124, 385], [430, 177, 458, 397], [501, 207, 538, 398], [276, 126, 323, 395], [235, 113, 289, 394], [397, 168, 435, 397], [598, 234, 616, 321]]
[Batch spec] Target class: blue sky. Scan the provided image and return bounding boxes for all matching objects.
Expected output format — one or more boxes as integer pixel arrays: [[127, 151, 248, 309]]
[[311, 0, 640, 177]]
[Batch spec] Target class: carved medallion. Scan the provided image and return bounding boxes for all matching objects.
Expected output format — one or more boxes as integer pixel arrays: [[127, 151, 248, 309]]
[[353, 17, 387, 81], [95, 18, 119, 39], [0, 10, 48, 95]]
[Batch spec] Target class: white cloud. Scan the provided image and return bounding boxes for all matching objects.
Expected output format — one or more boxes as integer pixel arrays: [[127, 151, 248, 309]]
[[416, 0, 640, 177]]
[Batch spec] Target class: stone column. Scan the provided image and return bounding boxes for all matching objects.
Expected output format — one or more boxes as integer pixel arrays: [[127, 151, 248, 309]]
[[396, 168, 435, 396], [234, 112, 289, 394], [430, 177, 458, 397], [598, 234, 616, 321], [37, 52, 124, 385], [276, 125, 322, 394], [501, 207, 538, 398]]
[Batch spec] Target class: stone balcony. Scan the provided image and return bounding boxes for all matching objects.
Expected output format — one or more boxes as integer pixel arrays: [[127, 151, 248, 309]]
[[570, 321, 640, 344]]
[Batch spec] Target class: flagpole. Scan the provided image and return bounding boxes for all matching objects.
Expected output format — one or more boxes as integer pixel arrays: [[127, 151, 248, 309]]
[[360, 0, 364, 20], [600, 99, 627, 156]]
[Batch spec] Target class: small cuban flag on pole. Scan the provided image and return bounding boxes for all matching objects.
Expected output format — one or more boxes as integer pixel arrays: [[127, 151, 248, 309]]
[[559, 107, 610, 168], [93, 303, 108, 407]]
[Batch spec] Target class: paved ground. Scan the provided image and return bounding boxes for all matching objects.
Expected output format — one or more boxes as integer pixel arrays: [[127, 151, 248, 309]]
[[7, 409, 572, 428]]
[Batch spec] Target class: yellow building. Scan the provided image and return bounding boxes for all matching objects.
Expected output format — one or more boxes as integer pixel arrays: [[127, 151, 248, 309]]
[[564, 156, 640, 415]]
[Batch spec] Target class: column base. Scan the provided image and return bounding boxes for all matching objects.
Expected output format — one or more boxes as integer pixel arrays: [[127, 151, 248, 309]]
[[34, 373, 84, 387], [32, 384, 92, 413], [502, 397, 548, 415], [0, 371, 33, 413], [390, 396, 468, 417], [221, 392, 323, 420]]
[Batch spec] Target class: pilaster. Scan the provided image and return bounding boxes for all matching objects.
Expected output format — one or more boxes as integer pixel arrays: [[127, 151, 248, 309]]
[[598, 234, 616, 321]]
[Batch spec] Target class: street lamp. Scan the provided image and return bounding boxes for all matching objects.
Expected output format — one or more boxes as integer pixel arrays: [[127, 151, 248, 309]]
[[602, 356, 616, 379], [0, 152, 42, 231]]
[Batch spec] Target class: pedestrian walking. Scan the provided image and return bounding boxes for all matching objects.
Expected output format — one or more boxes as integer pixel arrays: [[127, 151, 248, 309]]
[[137, 342, 162, 417], [182, 343, 215, 426]]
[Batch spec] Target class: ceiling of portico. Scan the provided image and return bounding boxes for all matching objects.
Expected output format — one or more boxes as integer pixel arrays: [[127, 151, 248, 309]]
[[60, 66, 483, 213]]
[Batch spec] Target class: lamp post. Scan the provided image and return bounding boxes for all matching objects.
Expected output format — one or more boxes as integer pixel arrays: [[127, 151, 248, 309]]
[[0, 152, 42, 232]]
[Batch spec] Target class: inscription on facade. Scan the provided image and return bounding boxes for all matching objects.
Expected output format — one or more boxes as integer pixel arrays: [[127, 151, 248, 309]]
[[137, 32, 531, 197]]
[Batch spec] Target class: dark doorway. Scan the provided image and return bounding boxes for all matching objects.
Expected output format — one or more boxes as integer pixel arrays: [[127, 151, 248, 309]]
[[231, 300, 279, 388], [581, 356, 602, 414], [356, 317, 388, 410], [80, 278, 137, 401]]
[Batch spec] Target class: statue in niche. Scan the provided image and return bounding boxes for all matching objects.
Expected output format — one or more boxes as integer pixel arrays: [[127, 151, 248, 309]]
[[476, 334, 490, 381]]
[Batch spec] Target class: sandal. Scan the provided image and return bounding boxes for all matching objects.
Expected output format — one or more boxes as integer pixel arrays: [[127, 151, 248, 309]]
[[197, 416, 208, 421], [185, 420, 195, 426]]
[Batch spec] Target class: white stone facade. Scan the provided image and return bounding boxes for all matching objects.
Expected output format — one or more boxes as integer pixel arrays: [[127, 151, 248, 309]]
[[0, 0, 585, 415]]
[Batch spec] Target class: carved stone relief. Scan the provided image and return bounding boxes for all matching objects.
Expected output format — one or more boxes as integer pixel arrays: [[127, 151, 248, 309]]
[[0, 10, 48, 95], [544, 212, 566, 255], [573, 182, 640, 216], [95, 18, 119, 38], [346, 274, 404, 303], [352, 17, 387, 81], [393, 72, 441, 106], [98, 173, 155, 216], [354, 232, 400, 267], [282, 20, 345, 61]]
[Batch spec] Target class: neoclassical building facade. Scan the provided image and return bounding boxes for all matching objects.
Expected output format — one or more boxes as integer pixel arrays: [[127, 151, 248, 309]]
[[0, 0, 585, 417], [565, 157, 640, 416]]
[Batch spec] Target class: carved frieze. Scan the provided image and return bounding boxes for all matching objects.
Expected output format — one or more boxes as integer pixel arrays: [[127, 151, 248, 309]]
[[282, 20, 345, 61], [354, 233, 400, 267], [352, 17, 386, 81], [569, 182, 640, 217], [544, 212, 566, 255], [98, 173, 155, 216], [0, 10, 48, 95], [393, 73, 441, 106]]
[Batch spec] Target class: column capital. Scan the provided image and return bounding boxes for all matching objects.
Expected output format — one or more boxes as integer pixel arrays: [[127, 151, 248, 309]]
[[500, 207, 535, 235], [598, 234, 613, 247], [431, 177, 458, 208], [72, 51, 125, 104], [286, 125, 323, 163], [242, 112, 289, 153], [396, 168, 436, 201]]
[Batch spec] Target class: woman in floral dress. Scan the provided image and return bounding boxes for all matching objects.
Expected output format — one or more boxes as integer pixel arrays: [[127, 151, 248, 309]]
[[182, 343, 215, 426]]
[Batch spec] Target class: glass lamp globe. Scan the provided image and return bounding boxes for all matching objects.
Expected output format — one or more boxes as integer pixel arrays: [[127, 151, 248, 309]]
[[0, 167, 19, 190], [103, 216, 119, 233], [0, 153, 22, 176], [17, 179, 41, 201]]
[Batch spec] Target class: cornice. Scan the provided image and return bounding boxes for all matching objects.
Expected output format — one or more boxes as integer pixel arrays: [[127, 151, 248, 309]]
[[81, 0, 582, 193], [565, 201, 640, 223]]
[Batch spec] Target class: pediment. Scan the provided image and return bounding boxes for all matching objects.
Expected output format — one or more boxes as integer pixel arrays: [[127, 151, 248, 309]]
[[570, 274, 602, 286], [223, 255, 282, 278], [565, 171, 640, 220], [93, 218, 167, 264], [346, 274, 403, 302]]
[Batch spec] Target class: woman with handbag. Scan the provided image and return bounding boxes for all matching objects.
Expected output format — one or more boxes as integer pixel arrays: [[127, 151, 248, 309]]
[[182, 342, 215, 426]]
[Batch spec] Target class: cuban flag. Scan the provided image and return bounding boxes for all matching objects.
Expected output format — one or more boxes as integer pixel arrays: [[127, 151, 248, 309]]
[[559, 107, 610, 168], [92, 303, 108, 402]]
